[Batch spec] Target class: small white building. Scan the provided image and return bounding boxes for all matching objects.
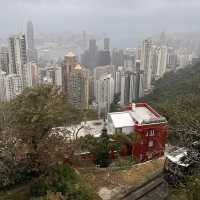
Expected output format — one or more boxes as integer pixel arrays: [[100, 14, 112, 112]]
[[107, 103, 161, 135]]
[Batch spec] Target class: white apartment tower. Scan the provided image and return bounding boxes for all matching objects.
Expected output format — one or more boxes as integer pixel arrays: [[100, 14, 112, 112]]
[[141, 39, 153, 91], [8, 34, 27, 88], [96, 74, 114, 114], [0, 70, 7, 102], [156, 46, 168, 78], [5, 74, 23, 101]]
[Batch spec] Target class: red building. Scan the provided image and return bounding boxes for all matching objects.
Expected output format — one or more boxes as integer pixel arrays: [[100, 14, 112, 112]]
[[107, 103, 168, 162]]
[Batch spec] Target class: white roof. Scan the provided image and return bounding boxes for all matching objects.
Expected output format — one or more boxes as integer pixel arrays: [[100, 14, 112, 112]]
[[108, 106, 159, 128], [109, 112, 134, 128], [130, 107, 157, 124]]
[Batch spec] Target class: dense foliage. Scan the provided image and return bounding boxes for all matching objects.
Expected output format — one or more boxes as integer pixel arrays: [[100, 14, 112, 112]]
[[0, 85, 99, 199], [141, 64, 200, 199], [30, 165, 99, 200], [142, 64, 200, 146]]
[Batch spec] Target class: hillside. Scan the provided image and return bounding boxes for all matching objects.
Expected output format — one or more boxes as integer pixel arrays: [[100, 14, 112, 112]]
[[141, 64, 200, 145]]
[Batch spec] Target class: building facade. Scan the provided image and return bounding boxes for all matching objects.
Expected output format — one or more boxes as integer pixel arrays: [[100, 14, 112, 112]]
[[26, 21, 37, 63], [68, 64, 89, 110], [108, 103, 168, 162], [141, 39, 153, 91], [96, 74, 114, 114], [62, 52, 76, 95], [8, 34, 27, 88]]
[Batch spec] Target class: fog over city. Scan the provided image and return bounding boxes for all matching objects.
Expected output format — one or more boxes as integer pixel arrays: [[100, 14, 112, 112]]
[[1, 0, 200, 46], [1, 0, 200, 199]]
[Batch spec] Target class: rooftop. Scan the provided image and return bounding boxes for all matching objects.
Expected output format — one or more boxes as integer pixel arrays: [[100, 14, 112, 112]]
[[108, 103, 166, 128], [108, 112, 134, 128]]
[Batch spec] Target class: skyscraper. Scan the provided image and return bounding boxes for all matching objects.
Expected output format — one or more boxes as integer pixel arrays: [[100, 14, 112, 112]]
[[8, 37, 16, 74], [25, 62, 38, 87], [156, 46, 168, 78], [94, 65, 115, 100], [120, 72, 131, 106], [0, 47, 9, 74], [88, 39, 98, 68], [96, 50, 111, 66], [27, 21, 37, 63], [62, 51, 76, 94], [27, 21, 34, 51], [104, 38, 110, 51], [96, 74, 114, 114], [112, 48, 124, 67], [151, 46, 168, 80], [8, 34, 27, 87], [0, 70, 7, 102], [141, 39, 153, 91], [135, 60, 144, 100], [89, 39, 97, 55], [115, 66, 124, 94], [5, 74, 23, 101], [68, 64, 89, 110]]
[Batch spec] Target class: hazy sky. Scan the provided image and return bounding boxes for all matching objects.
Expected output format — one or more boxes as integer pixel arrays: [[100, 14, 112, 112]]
[[1, 0, 200, 46]]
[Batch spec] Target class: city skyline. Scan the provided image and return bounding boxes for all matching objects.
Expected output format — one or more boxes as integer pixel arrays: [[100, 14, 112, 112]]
[[1, 0, 200, 47]]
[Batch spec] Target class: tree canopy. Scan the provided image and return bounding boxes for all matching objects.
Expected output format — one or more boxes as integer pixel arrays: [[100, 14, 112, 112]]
[[141, 64, 200, 146]]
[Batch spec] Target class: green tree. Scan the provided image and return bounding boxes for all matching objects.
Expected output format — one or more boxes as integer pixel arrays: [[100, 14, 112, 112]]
[[94, 124, 111, 168], [0, 85, 83, 187], [9, 85, 81, 146]]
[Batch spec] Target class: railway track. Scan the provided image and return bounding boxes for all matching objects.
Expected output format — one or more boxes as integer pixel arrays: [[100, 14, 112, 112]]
[[117, 173, 169, 200]]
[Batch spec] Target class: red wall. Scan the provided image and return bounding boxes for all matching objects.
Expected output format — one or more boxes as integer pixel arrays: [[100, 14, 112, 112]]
[[132, 123, 167, 162]]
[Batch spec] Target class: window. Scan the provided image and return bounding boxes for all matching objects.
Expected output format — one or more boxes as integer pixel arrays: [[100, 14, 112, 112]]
[[146, 130, 155, 137], [148, 140, 154, 147]]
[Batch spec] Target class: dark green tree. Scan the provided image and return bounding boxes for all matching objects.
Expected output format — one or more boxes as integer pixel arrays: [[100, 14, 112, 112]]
[[94, 122, 111, 168]]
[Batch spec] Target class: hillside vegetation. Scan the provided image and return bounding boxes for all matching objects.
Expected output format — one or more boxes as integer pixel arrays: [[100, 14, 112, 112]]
[[142, 64, 200, 199], [142, 64, 200, 145]]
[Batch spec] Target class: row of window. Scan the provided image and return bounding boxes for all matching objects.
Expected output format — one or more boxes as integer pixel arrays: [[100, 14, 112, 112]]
[[146, 130, 156, 137]]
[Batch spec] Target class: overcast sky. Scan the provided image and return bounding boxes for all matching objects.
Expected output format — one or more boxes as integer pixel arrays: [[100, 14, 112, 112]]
[[1, 0, 200, 46]]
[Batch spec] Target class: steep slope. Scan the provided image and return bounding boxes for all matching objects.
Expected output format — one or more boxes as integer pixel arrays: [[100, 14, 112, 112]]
[[141, 64, 200, 145]]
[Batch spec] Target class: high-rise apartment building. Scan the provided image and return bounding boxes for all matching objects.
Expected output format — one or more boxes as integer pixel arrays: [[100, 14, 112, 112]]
[[96, 50, 111, 66], [120, 60, 144, 106], [120, 72, 131, 106], [8, 34, 27, 87], [0, 70, 7, 102], [62, 51, 76, 94], [8, 37, 16, 74], [88, 39, 98, 69], [96, 74, 114, 114], [141, 39, 153, 91], [0, 47, 9, 74], [68, 64, 89, 110], [27, 21, 37, 63], [25, 62, 38, 87], [104, 38, 110, 51], [112, 48, 124, 67], [115, 66, 124, 94], [151, 46, 168, 80], [94, 65, 115, 100], [5, 74, 23, 101], [135, 60, 144, 100], [156, 46, 168, 78]]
